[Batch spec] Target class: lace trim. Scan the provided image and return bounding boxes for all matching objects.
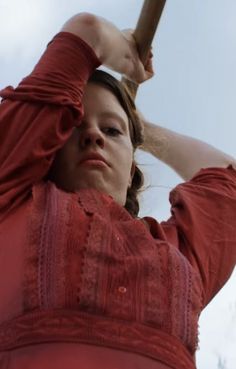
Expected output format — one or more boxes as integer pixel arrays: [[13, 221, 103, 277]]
[[76, 188, 133, 222], [24, 182, 71, 310], [0, 309, 196, 369], [23, 184, 44, 311]]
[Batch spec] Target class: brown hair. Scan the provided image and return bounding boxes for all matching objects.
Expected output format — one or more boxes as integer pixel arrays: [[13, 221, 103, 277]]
[[88, 69, 145, 217]]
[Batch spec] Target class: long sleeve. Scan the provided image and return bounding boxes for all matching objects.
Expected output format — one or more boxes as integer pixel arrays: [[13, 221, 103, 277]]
[[163, 165, 236, 307], [0, 32, 101, 214]]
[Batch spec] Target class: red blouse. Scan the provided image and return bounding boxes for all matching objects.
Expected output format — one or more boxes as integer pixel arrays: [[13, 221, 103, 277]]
[[0, 32, 235, 369]]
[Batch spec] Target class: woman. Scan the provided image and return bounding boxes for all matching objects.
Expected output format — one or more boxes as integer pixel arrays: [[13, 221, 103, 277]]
[[0, 13, 235, 369]]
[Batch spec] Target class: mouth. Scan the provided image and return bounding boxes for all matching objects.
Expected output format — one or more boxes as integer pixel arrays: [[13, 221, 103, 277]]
[[79, 153, 109, 167], [79, 159, 108, 168]]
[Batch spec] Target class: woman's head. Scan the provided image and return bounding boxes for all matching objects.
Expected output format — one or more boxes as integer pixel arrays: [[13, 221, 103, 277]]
[[46, 70, 144, 217]]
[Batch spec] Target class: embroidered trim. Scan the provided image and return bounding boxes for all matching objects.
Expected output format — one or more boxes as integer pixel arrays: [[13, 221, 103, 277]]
[[24, 182, 71, 310]]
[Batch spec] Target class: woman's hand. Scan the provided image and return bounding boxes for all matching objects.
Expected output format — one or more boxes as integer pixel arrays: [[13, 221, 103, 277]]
[[61, 13, 154, 84], [119, 29, 154, 83]]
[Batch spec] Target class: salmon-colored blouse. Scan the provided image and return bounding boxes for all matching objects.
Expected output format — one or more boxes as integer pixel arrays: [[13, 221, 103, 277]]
[[0, 32, 236, 369]]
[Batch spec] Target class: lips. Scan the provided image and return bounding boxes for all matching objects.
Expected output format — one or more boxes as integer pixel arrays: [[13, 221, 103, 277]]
[[79, 153, 109, 166]]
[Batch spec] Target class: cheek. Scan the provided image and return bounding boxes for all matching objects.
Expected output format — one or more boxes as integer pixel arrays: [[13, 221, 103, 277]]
[[117, 143, 133, 173], [125, 141, 134, 163]]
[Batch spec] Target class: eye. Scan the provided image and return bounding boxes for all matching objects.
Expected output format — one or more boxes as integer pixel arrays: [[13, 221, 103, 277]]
[[103, 127, 122, 136]]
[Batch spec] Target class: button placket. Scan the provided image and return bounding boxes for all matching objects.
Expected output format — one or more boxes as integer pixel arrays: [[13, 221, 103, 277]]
[[114, 232, 127, 294]]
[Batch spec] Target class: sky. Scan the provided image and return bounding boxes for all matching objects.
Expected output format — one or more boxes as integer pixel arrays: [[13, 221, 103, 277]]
[[0, 0, 235, 368]]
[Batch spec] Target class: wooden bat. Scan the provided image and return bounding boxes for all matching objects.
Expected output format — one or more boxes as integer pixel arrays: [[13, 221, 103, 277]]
[[122, 0, 166, 98]]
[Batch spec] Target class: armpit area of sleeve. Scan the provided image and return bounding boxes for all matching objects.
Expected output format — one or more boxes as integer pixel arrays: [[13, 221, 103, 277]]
[[0, 32, 101, 111]]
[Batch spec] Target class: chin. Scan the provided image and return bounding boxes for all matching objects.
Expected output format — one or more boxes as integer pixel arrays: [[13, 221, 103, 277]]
[[73, 180, 108, 193]]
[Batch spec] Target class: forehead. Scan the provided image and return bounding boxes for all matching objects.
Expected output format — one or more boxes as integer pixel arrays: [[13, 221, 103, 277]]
[[83, 83, 129, 125]]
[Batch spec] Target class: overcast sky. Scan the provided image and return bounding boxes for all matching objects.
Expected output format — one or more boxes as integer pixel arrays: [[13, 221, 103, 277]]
[[0, 1, 235, 368]]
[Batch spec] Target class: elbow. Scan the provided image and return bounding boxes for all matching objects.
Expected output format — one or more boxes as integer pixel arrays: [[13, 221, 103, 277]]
[[61, 12, 98, 30], [60, 13, 101, 50]]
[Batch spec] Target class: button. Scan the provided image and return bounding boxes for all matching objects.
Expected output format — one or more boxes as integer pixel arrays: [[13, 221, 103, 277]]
[[116, 235, 120, 241], [118, 286, 127, 293]]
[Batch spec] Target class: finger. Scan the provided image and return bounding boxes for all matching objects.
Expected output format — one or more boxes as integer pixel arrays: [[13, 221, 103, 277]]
[[145, 58, 154, 74], [136, 60, 154, 83]]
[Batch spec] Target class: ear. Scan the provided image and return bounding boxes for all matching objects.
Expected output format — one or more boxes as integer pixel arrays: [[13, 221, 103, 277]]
[[128, 161, 136, 188]]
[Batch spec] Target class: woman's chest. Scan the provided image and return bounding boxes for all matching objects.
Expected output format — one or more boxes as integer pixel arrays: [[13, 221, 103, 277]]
[[21, 185, 202, 355], [0, 183, 202, 357]]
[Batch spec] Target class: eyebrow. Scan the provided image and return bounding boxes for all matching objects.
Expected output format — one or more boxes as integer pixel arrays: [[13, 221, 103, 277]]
[[99, 111, 128, 131]]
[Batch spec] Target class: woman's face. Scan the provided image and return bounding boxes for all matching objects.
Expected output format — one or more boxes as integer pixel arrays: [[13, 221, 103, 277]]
[[49, 83, 135, 205]]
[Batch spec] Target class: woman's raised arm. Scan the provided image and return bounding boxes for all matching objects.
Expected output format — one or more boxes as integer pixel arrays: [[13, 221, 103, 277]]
[[140, 117, 236, 181], [61, 13, 153, 83]]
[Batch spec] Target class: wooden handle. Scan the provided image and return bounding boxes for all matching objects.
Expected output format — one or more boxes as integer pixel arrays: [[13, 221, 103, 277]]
[[122, 0, 166, 98]]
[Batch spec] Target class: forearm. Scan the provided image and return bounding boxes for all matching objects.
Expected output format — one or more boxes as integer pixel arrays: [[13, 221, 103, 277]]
[[141, 121, 236, 180], [61, 13, 121, 65], [61, 13, 153, 83]]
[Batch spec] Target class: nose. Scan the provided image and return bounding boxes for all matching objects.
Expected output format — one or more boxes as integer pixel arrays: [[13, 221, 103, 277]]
[[79, 127, 105, 149]]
